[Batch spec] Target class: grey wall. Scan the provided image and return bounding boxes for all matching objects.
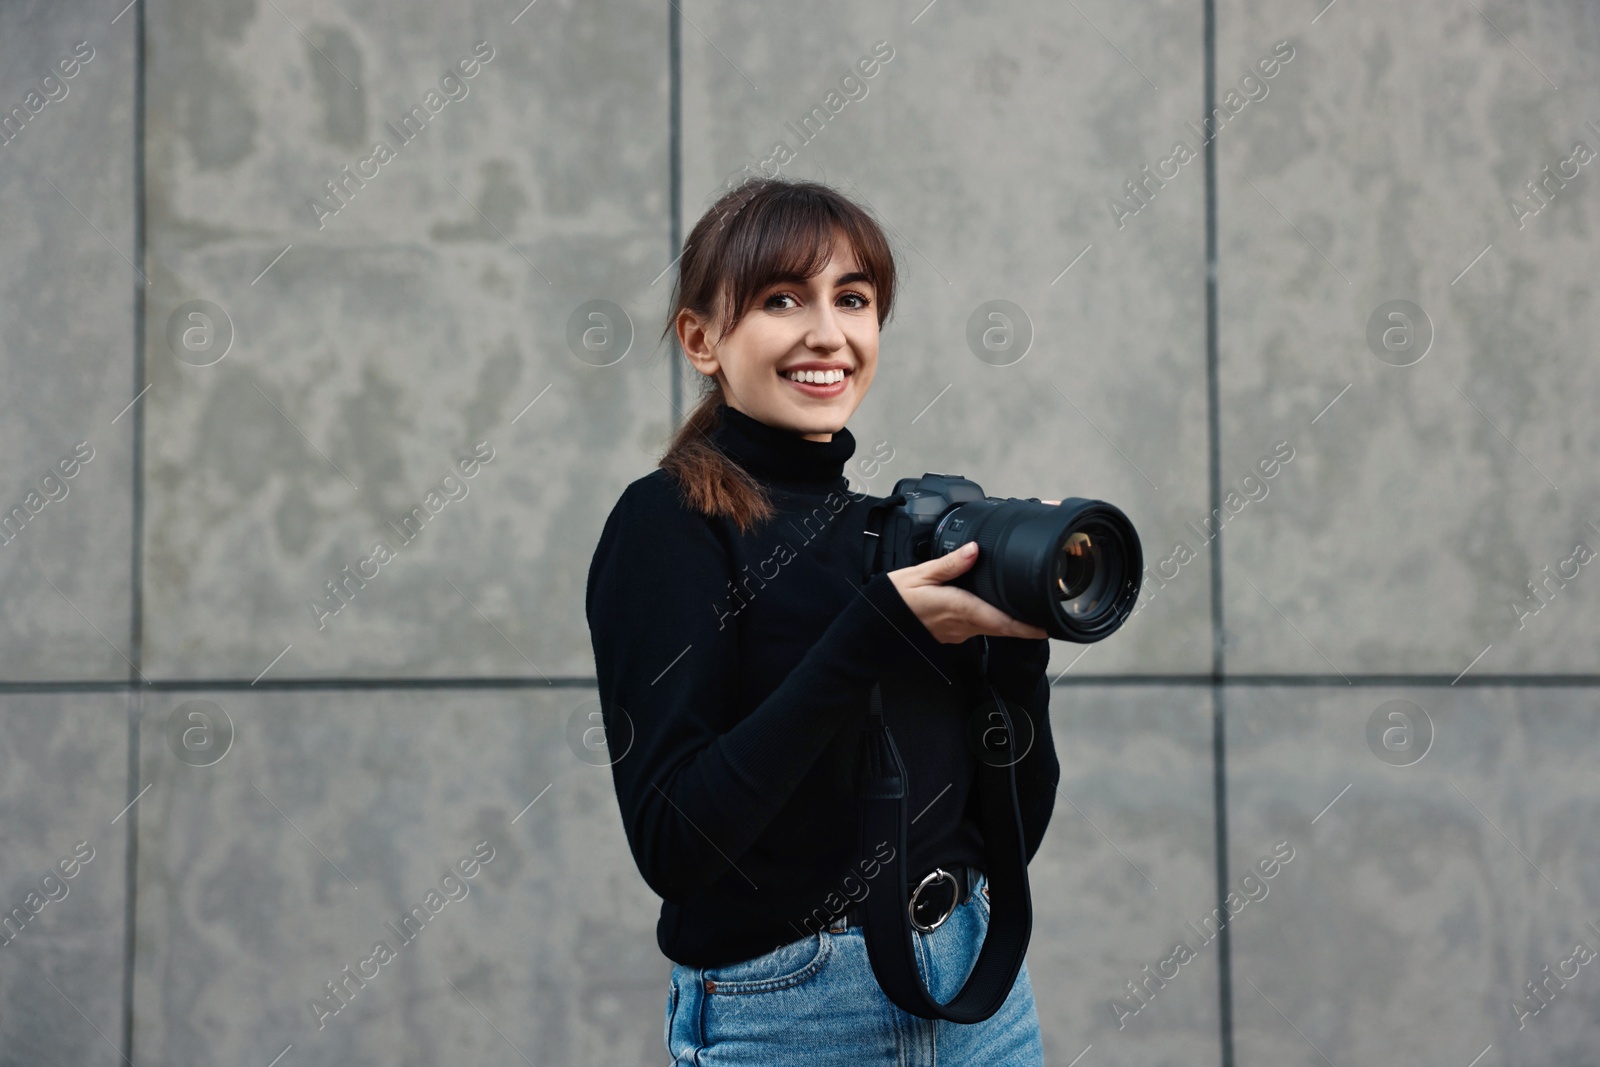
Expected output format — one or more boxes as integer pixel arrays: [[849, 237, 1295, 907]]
[[1, 0, 1596, 1064]]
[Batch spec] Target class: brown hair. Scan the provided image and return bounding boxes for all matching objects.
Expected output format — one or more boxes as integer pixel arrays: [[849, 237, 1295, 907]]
[[657, 177, 898, 533]]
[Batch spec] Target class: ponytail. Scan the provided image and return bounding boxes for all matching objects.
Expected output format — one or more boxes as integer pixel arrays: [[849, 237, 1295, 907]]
[[659, 382, 775, 535]]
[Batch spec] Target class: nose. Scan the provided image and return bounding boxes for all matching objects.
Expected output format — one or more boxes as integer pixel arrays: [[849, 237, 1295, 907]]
[[803, 301, 848, 352]]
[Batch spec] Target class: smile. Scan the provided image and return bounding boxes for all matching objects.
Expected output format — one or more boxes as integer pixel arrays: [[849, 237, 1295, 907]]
[[780, 366, 851, 397]]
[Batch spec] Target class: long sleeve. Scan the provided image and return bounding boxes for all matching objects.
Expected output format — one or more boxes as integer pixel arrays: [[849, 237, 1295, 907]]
[[982, 635, 1059, 865], [586, 475, 943, 905]]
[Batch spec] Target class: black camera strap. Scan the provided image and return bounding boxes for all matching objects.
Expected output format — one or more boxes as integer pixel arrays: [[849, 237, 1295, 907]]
[[861, 494, 906, 582], [852, 641, 1032, 1023]]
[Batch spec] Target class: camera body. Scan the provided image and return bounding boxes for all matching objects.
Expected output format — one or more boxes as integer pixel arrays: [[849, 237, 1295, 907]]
[[862, 473, 1143, 644]]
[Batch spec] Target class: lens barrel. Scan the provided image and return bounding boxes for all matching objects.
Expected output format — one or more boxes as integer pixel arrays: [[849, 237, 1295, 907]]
[[932, 497, 1142, 643]]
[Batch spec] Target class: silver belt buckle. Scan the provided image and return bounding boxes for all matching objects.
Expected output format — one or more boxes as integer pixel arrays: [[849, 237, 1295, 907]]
[[908, 867, 959, 933]]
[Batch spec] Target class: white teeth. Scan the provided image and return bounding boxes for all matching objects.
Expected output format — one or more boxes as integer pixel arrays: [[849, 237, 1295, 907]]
[[784, 368, 845, 384]]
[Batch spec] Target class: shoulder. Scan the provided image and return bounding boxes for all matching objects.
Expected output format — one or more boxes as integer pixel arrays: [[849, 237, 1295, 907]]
[[623, 467, 693, 507], [610, 468, 709, 525], [594, 468, 730, 558], [587, 469, 734, 613]]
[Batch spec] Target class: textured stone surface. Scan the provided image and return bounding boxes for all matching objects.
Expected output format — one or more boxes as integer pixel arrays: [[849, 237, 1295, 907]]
[[1225, 685, 1600, 1065], [140, 0, 672, 680], [1217, 0, 1600, 676], [0, 694, 130, 1067], [128, 681, 1221, 1065], [681, 0, 1214, 676], [131, 686, 666, 1066], [6, 0, 1600, 1064], [1027, 685, 1222, 1064], [0, 4, 136, 681]]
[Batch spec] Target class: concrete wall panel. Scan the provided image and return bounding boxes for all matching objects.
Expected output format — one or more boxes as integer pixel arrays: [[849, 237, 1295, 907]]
[[0, 5, 136, 681], [1030, 685, 1222, 1064], [0, 694, 130, 1066], [141, 0, 672, 680], [1217, 0, 1600, 676], [1226, 685, 1600, 1064], [131, 686, 665, 1065]]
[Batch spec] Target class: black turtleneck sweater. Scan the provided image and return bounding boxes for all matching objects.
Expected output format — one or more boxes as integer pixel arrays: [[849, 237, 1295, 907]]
[[585, 402, 1059, 967]]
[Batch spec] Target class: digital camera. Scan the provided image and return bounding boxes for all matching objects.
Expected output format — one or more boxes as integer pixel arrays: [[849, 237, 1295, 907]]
[[862, 473, 1143, 643]]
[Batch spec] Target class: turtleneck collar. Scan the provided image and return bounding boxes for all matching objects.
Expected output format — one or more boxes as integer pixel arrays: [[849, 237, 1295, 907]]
[[708, 402, 856, 490]]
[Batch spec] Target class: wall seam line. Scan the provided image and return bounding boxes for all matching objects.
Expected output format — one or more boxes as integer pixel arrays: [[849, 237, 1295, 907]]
[[1202, 0, 1237, 1064], [1, 672, 1596, 695], [120, 0, 149, 1060], [668, 0, 683, 420]]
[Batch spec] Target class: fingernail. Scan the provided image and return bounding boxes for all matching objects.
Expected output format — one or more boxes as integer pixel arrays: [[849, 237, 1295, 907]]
[[963, 543, 977, 555]]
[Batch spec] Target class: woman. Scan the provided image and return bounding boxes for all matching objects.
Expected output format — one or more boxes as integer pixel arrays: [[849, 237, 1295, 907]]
[[585, 177, 1060, 1065]]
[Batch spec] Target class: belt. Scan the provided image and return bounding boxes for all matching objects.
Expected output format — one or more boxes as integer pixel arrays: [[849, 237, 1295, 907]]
[[835, 864, 982, 934]]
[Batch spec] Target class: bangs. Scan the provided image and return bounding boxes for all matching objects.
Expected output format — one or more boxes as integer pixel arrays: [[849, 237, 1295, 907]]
[[709, 185, 894, 341]]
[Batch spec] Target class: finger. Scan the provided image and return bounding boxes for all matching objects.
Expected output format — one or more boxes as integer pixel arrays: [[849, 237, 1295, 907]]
[[919, 542, 978, 581], [995, 615, 1048, 640], [1041, 499, 1060, 506], [963, 597, 1044, 640], [996, 607, 1049, 640]]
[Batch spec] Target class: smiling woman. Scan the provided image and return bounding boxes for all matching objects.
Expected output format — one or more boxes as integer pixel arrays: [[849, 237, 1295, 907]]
[[589, 177, 1055, 1064]]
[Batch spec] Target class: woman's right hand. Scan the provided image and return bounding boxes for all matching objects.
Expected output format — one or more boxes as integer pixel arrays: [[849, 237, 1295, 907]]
[[887, 542, 1049, 645]]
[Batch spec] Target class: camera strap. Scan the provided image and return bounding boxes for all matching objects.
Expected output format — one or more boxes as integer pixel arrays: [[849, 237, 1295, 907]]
[[860, 494, 906, 582], [852, 640, 1032, 1023]]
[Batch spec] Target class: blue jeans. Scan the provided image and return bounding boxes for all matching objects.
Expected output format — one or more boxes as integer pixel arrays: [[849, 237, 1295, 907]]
[[664, 871, 1044, 1065]]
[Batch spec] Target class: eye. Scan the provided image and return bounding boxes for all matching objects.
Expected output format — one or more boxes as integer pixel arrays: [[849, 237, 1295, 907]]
[[763, 289, 872, 311]]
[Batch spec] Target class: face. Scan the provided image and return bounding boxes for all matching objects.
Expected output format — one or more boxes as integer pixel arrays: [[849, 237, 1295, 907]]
[[678, 230, 878, 442]]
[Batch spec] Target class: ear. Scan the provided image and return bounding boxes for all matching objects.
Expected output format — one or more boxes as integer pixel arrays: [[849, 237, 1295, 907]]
[[676, 307, 722, 377]]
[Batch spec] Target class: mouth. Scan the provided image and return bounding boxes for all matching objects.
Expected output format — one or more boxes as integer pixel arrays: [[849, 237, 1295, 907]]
[[779, 365, 852, 398]]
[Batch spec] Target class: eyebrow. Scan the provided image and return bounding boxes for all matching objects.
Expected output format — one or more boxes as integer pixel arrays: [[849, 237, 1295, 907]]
[[765, 270, 874, 289]]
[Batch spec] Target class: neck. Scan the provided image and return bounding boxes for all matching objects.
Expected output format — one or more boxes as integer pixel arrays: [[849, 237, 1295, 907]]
[[707, 403, 856, 489]]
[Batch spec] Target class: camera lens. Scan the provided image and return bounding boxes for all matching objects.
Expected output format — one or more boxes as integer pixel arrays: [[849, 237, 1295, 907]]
[[1056, 532, 1095, 601], [1053, 520, 1130, 627], [935, 497, 1141, 643]]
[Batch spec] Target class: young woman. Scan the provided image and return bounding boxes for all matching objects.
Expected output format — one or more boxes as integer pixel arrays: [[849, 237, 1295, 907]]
[[586, 177, 1061, 1065]]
